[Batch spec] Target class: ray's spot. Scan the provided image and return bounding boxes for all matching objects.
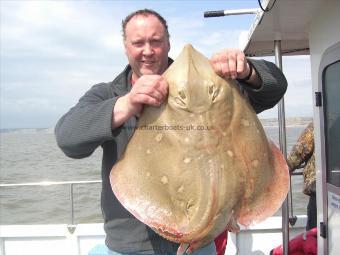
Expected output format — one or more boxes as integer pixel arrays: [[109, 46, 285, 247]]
[[197, 154, 204, 160], [252, 159, 259, 167], [155, 133, 163, 142], [161, 175, 168, 185], [227, 150, 234, 157], [146, 172, 151, 177], [184, 157, 192, 164], [177, 185, 184, 193], [241, 118, 250, 127], [146, 149, 151, 154]]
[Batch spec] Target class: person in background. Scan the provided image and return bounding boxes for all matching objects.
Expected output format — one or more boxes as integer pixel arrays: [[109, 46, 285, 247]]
[[271, 122, 317, 255], [55, 8, 287, 255], [287, 122, 317, 230]]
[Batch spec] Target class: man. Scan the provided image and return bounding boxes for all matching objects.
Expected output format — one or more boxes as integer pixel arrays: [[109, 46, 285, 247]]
[[55, 9, 287, 255]]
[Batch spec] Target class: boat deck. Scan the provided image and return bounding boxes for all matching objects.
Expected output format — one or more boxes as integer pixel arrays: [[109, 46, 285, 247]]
[[0, 215, 307, 255]]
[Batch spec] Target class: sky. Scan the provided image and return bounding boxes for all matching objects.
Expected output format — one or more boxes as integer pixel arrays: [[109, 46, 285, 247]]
[[0, 0, 313, 129]]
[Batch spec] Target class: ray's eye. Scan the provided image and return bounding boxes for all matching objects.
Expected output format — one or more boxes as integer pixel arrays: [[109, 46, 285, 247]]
[[179, 90, 186, 99], [175, 89, 187, 107], [212, 89, 219, 101], [208, 83, 219, 102]]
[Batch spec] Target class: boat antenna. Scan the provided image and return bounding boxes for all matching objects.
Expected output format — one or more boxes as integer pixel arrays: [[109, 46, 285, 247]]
[[204, 8, 261, 18], [203, 0, 277, 18]]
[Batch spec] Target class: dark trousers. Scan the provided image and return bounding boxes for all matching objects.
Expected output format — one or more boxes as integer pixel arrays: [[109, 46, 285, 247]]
[[306, 193, 317, 231]]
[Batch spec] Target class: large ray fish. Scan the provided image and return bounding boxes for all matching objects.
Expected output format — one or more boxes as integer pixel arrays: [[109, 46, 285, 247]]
[[110, 44, 289, 254]]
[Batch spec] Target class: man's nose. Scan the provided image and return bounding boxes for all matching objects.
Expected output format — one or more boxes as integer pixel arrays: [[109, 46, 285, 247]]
[[143, 43, 154, 55]]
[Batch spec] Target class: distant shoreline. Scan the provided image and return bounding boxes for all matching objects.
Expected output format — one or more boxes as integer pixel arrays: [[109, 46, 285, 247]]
[[260, 116, 312, 128], [0, 128, 54, 134]]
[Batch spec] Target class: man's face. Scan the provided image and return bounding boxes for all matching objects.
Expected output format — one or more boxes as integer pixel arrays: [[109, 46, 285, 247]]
[[124, 15, 170, 80]]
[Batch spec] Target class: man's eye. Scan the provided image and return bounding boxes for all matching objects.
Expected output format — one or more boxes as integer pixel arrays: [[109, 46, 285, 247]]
[[132, 41, 144, 47], [151, 40, 162, 46]]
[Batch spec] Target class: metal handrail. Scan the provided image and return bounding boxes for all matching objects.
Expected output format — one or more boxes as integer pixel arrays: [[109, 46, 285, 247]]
[[0, 171, 304, 226], [0, 180, 101, 187], [0, 167, 305, 235], [0, 180, 102, 228]]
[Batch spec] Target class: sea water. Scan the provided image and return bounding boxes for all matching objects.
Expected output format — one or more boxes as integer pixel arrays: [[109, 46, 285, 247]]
[[0, 126, 308, 224]]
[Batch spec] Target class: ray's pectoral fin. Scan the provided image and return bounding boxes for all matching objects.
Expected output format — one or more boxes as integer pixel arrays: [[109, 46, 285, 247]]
[[238, 141, 290, 226]]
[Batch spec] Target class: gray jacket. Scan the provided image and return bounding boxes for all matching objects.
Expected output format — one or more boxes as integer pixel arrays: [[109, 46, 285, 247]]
[[55, 58, 287, 253]]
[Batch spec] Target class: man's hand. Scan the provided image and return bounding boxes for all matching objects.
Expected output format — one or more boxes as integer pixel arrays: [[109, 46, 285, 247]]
[[112, 75, 168, 128], [210, 48, 250, 80], [128, 75, 168, 113]]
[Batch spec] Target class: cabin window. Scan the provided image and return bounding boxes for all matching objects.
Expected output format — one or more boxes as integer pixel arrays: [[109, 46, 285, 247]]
[[324, 60, 340, 187]]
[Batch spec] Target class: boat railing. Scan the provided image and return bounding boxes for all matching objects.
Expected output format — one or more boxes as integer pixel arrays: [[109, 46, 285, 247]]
[[0, 180, 101, 232], [0, 167, 304, 229]]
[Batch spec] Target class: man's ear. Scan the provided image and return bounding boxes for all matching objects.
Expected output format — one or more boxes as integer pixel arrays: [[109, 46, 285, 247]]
[[167, 41, 171, 53], [123, 40, 128, 55]]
